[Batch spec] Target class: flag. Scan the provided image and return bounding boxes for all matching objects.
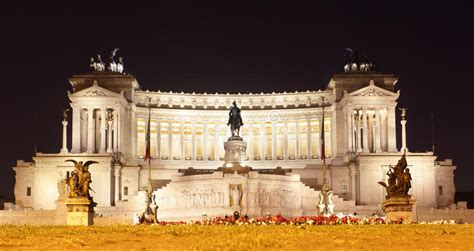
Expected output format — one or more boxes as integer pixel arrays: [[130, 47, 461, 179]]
[[144, 107, 151, 161]]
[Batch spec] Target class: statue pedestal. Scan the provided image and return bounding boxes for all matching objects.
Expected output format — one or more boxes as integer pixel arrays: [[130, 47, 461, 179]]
[[219, 137, 251, 174], [382, 196, 416, 222], [318, 203, 335, 216], [65, 197, 95, 226]]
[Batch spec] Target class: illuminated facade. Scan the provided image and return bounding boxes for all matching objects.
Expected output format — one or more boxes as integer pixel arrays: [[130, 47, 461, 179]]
[[12, 67, 457, 219]]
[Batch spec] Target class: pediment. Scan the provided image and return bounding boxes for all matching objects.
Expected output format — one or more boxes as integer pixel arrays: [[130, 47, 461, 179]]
[[69, 81, 122, 98], [347, 80, 399, 98]]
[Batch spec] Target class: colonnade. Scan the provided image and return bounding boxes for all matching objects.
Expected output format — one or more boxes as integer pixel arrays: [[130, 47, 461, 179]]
[[71, 106, 121, 154], [346, 105, 397, 153], [137, 117, 332, 161]]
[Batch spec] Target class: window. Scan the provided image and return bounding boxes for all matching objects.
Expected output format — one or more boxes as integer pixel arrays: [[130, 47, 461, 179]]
[[26, 187, 31, 196], [124, 186, 129, 196], [438, 186, 443, 196]]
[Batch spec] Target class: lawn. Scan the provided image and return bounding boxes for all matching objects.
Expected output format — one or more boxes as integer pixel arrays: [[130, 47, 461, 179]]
[[0, 224, 473, 250]]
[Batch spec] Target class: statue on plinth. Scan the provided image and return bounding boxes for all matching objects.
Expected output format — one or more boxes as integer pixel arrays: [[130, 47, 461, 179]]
[[227, 101, 244, 139], [219, 101, 250, 173], [378, 153, 415, 222], [64, 159, 98, 225], [136, 183, 159, 225], [318, 179, 334, 216]]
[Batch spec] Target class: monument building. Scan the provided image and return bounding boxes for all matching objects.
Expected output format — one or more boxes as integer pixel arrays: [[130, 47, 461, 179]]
[[12, 53, 457, 221]]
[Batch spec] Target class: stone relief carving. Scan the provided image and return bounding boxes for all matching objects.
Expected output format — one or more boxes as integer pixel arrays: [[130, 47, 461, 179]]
[[156, 189, 226, 209], [84, 89, 107, 97], [359, 87, 385, 96]]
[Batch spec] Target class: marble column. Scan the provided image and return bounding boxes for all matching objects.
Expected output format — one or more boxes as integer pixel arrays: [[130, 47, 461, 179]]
[[156, 121, 161, 159], [248, 123, 253, 160], [356, 111, 362, 153], [214, 123, 219, 160], [306, 118, 312, 158], [61, 120, 68, 153], [99, 109, 107, 153], [371, 118, 376, 152], [284, 121, 289, 159], [168, 122, 173, 159], [71, 106, 81, 153], [362, 107, 369, 153], [347, 107, 353, 153], [272, 122, 277, 160], [86, 107, 95, 153], [260, 123, 265, 160], [191, 122, 196, 160], [401, 119, 408, 153], [203, 122, 208, 160], [131, 108, 137, 158], [349, 164, 357, 202], [387, 106, 397, 152], [114, 166, 121, 202], [295, 121, 300, 159], [113, 109, 119, 153], [107, 117, 113, 153], [374, 107, 382, 153], [180, 123, 184, 160]]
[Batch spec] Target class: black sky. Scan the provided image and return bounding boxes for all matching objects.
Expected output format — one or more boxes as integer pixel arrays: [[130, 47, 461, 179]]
[[0, 2, 473, 198]]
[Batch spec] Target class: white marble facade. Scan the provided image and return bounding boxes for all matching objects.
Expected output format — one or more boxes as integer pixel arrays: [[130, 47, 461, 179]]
[[12, 70, 456, 219]]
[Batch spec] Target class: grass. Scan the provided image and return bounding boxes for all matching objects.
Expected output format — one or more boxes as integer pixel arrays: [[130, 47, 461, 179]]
[[0, 224, 473, 250]]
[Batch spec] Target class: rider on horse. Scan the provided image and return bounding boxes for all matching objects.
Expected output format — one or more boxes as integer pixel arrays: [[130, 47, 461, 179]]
[[228, 101, 244, 137]]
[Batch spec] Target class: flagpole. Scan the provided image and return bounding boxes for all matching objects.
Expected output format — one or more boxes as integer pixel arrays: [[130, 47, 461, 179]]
[[321, 96, 326, 179], [146, 98, 153, 206], [320, 96, 330, 216], [148, 101, 152, 190]]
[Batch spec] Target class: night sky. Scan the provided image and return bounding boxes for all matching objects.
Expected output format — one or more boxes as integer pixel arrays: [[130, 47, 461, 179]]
[[0, 2, 473, 199]]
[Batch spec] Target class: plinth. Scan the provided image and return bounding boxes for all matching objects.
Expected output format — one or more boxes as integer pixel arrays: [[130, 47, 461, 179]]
[[382, 196, 416, 222], [219, 136, 251, 174], [64, 197, 95, 226]]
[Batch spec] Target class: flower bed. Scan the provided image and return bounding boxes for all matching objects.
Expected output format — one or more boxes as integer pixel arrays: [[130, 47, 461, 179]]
[[155, 214, 392, 226]]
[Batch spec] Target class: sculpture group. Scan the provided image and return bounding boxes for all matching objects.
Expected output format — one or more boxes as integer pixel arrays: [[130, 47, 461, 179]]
[[65, 160, 98, 198], [343, 48, 375, 72], [90, 48, 125, 73], [378, 153, 412, 199]]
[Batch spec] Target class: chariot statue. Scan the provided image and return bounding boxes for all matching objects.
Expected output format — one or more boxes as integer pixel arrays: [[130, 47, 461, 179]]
[[90, 54, 105, 71], [227, 101, 243, 138]]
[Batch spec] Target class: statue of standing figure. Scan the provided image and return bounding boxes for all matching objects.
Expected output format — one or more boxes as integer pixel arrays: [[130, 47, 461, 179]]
[[228, 101, 244, 138], [229, 184, 243, 207]]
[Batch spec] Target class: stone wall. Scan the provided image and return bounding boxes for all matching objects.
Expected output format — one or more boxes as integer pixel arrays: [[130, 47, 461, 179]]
[[0, 209, 133, 225], [416, 208, 474, 223], [2, 206, 474, 225]]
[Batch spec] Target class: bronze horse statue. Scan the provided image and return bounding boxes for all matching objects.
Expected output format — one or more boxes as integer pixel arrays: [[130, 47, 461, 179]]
[[227, 101, 244, 137]]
